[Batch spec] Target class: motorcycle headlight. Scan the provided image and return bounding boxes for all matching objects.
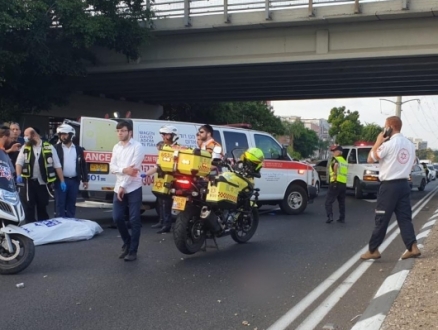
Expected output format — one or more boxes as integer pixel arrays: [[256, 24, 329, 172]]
[[0, 189, 20, 204]]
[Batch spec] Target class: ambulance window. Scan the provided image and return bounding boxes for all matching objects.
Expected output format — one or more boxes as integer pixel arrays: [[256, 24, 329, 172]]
[[342, 148, 350, 160], [254, 134, 282, 160], [348, 149, 357, 164], [223, 131, 248, 153], [358, 148, 372, 164], [212, 129, 222, 146]]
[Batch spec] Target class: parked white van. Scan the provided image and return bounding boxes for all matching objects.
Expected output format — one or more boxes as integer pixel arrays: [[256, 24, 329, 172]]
[[327, 142, 380, 199], [77, 117, 317, 215]]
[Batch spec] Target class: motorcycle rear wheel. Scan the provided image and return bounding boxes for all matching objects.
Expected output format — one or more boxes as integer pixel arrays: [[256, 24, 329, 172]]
[[0, 234, 35, 275], [231, 208, 259, 244], [173, 210, 206, 255]]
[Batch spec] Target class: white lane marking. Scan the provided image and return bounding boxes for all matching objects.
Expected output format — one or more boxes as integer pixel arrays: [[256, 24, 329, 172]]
[[295, 228, 400, 330], [428, 213, 438, 219], [416, 229, 431, 241], [364, 199, 377, 203], [373, 270, 409, 299], [267, 186, 438, 330], [423, 219, 437, 228]]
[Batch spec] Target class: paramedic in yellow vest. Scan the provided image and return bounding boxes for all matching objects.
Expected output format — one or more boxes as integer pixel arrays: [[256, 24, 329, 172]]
[[143, 125, 179, 234], [16, 127, 66, 223], [325, 145, 348, 224]]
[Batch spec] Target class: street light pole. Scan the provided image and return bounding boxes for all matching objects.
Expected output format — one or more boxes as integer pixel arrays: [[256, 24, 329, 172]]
[[380, 96, 421, 117]]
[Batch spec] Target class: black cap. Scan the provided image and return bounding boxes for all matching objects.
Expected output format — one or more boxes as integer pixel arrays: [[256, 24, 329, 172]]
[[331, 145, 343, 152]]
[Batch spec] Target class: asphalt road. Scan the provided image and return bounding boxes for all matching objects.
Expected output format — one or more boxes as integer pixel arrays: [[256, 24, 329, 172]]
[[2, 182, 438, 330]]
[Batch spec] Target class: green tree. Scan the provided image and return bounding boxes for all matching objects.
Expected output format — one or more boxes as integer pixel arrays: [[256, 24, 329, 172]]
[[317, 139, 330, 160], [327, 106, 362, 145], [282, 120, 318, 159], [433, 150, 438, 162], [360, 123, 383, 142], [0, 0, 153, 121], [162, 102, 284, 135], [416, 148, 435, 162]]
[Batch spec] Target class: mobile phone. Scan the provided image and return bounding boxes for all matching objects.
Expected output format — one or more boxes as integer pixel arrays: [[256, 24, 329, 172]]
[[383, 127, 393, 138]]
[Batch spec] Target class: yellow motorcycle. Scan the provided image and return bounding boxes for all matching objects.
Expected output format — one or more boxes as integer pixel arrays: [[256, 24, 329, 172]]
[[165, 147, 264, 255]]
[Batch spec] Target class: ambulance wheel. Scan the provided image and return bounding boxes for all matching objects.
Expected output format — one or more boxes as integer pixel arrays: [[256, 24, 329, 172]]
[[418, 179, 426, 191], [280, 185, 307, 215], [354, 178, 363, 199]]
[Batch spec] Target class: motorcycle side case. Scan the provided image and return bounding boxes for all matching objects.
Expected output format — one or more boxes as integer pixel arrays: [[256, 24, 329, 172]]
[[176, 148, 212, 177], [152, 172, 174, 196], [206, 172, 249, 208], [1, 224, 33, 240], [156, 145, 181, 173]]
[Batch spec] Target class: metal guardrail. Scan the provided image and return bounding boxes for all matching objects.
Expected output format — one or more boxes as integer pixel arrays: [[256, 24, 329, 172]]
[[149, 0, 391, 22], [87, 0, 392, 27]]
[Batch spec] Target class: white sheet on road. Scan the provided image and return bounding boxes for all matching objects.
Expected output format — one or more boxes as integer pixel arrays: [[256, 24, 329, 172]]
[[21, 218, 103, 246]]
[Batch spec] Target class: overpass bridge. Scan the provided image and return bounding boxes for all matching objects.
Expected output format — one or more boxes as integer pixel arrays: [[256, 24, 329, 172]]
[[74, 0, 438, 103]]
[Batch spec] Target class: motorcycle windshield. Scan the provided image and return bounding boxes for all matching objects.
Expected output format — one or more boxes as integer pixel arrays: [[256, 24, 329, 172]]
[[0, 153, 16, 192]]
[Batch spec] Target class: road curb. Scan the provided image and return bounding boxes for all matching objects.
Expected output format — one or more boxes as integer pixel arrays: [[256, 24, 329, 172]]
[[350, 208, 438, 330]]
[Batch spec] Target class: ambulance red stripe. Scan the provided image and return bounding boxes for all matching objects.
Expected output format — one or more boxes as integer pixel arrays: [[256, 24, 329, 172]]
[[83, 152, 312, 171]]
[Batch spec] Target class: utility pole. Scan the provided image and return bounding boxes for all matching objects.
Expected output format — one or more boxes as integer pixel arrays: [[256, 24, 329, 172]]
[[380, 96, 421, 117]]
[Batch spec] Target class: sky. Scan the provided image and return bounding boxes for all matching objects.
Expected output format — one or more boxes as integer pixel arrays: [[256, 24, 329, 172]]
[[271, 95, 438, 150]]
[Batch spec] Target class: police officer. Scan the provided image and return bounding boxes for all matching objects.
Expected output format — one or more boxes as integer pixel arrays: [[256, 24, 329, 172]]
[[325, 145, 348, 224], [16, 127, 66, 223], [361, 116, 421, 260]]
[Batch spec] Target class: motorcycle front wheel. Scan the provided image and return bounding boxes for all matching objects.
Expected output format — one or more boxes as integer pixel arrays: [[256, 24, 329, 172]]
[[0, 234, 35, 275], [173, 210, 206, 255], [231, 207, 259, 244]]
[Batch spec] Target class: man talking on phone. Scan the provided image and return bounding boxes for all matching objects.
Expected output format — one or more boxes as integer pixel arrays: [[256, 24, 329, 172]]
[[361, 116, 421, 261]]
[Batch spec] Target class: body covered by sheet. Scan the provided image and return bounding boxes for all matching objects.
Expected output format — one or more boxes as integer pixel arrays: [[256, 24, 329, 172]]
[[21, 218, 103, 246]]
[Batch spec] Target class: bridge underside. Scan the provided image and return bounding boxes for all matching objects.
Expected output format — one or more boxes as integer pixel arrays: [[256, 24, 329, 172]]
[[74, 55, 438, 103]]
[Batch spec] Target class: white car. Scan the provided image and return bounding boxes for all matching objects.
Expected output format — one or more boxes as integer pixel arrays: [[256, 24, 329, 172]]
[[410, 164, 427, 191], [427, 165, 436, 181]]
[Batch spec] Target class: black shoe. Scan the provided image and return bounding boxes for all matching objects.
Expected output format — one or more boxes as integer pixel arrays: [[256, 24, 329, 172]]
[[119, 244, 130, 259], [336, 218, 345, 223], [326, 216, 333, 224], [124, 252, 137, 261], [151, 222, 163, 229], [157, 226, 171, 234]]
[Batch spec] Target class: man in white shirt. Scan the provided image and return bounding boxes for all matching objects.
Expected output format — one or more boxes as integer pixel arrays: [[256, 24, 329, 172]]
[[361, 116, 421, 261], [54, 124, 89, 218], [16, 127, 66, 223], [110, 121, 145, 261]]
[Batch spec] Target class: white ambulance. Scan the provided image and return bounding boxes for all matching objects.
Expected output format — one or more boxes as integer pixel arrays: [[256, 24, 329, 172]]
[[77, 117, 318, 215]]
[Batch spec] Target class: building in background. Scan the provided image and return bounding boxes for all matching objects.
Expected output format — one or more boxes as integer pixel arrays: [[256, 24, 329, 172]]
[[278, 116, 333, 159], [408, 137, 428, 150]]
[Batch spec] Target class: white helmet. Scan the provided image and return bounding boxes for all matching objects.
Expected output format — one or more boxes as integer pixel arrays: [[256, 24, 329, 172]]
[[159, 125, 178, 135], [57, 124, 75, 137]]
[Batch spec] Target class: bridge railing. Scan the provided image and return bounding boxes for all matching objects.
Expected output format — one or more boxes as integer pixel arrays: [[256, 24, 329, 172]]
[[148, 0, 387, 24]]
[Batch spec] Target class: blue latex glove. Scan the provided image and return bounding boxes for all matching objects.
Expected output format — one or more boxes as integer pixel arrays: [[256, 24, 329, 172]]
[[60, 182, 67, 192], [16, 175, 23, 184]]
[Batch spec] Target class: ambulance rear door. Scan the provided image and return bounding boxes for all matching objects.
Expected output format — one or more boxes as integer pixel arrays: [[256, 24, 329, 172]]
[[79, 117, 119, 200]]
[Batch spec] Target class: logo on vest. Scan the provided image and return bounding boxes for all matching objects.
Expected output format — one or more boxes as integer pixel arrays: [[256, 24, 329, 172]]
[[397, 148, 409, 164]]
